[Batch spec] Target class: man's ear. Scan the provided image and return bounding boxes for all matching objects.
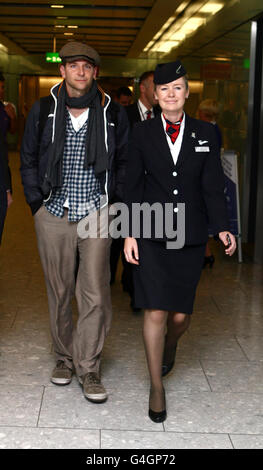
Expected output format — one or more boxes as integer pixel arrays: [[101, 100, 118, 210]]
[[59, 64, 65, 79], [139, 83, 146, 94], [93, 66, 98, 79]]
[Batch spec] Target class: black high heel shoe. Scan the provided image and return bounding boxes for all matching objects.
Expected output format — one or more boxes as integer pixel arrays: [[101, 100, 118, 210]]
[[203, 254, 215, 269], [162, 343, 177, 377], [149, 407, 167, 423], [149, 389, 167, 423]]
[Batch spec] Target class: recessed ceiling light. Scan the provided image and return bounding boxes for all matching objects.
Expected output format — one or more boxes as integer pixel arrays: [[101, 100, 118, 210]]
[[180, 17, 205, 33], [51, 5, 64, 8], [55, 25, 65, 28], [68, 25, 78, 29], [175, 1, 189, 14], [57, 16, 68, 19], [64, 32, 74, 36], [199, 3, 224, 14], [144, 0, 226, 56], [211, 56, 232, 62], [0, 43, 8, 52]]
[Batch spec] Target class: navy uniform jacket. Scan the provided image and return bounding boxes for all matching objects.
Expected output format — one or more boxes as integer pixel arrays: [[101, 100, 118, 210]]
[[124, 113, 229, 245]]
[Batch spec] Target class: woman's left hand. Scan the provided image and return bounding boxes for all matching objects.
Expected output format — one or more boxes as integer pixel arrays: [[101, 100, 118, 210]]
[[219, 231, 236, 256]]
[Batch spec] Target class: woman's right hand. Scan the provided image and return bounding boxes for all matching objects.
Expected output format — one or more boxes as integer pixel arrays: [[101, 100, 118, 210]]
[[124, 237, 139, 265]]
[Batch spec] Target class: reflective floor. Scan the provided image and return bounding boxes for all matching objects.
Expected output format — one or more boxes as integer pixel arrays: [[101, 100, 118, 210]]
[[0, 153, 263, 449]]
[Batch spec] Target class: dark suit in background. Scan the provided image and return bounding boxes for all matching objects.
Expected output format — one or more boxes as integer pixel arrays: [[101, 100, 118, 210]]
[[125, 102, 161, 128], [0, 128, 7, 244], [0, 101, 12, 192]]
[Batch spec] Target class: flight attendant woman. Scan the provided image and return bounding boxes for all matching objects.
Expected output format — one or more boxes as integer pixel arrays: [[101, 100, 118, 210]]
[[124, 61, 236, 423]]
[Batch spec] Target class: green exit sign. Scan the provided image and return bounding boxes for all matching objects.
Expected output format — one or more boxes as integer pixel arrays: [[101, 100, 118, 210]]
[[46, 52, 62, 63], [243, 58, 250, 69]]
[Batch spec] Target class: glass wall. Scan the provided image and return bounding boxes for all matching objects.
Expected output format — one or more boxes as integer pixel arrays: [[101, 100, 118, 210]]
[[201, 77, 249, 204], [194, 22, 251, 222]]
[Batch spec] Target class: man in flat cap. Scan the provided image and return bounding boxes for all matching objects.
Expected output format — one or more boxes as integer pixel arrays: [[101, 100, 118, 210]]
[[20, 41, 129, 402]]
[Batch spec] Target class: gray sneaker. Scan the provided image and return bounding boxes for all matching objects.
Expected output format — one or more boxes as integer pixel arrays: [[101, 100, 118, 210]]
[[80, 372, 108, 403], [51, 360, 73, 385]]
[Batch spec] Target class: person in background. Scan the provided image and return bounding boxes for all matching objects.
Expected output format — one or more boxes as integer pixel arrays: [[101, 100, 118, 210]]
[[197, 98, 223, 268], [0, 128, 7, 245], [20, 42, 128, 403], [110, 85, 133, 290], [219, 100, 237, 150], [125, 71, 160, 128], [197, 98, 222, 150], [124, 61, 236, 423], [0, 72, 17, 209], [114, 86, 133, 107]]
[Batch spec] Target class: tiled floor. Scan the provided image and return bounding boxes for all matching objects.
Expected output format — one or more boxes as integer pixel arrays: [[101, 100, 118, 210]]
[[0, 153, 263, 449]]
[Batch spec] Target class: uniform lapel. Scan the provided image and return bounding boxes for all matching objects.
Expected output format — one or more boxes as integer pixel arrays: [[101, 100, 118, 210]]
[[175, 114, 195, 169], [149, 113, 198, 169], [150, 114, 175, 168]]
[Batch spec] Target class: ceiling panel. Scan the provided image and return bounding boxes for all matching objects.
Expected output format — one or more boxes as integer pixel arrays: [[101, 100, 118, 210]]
[[0, 6, 149, 18], [0, 0, 262, 60], [0, 0, 154, 55], [0, 0, 154, 5]]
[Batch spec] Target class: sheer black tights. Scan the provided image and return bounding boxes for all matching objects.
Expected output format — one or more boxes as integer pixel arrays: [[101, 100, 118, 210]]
[[163, 312, 191, 364], [143, 310, 191, 412]]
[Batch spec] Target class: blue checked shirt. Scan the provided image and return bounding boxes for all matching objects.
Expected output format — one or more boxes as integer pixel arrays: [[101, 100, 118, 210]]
[[45, 110, 102, 222]]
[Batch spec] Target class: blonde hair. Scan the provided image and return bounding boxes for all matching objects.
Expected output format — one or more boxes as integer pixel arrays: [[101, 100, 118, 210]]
[[198, 99, 219, 119], [154, 74, 189, 91]]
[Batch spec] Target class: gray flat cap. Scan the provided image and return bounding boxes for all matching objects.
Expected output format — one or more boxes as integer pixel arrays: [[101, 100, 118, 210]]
[[59, 42, 100, 66]]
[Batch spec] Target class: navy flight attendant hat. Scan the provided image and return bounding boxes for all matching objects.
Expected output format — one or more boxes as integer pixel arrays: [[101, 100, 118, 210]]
[[154, 60, 187, 85]]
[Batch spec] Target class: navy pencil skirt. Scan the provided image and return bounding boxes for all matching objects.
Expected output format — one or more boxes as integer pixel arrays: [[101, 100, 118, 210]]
[[132, 239, 206, 314]]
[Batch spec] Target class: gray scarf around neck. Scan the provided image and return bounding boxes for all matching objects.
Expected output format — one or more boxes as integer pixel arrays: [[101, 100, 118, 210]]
[[42, 80, 108, 196]]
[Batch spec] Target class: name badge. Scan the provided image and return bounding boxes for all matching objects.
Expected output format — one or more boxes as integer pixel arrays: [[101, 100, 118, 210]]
[[195, 146, 210, 152]]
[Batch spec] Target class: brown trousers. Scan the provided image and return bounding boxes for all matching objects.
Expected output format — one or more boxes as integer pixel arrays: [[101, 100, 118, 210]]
[[34, 205, 112, 377]]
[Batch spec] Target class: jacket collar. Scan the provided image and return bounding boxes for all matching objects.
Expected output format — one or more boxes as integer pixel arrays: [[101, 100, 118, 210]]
[[150, 113, 195, 169], [50, 80, 110, 109]]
